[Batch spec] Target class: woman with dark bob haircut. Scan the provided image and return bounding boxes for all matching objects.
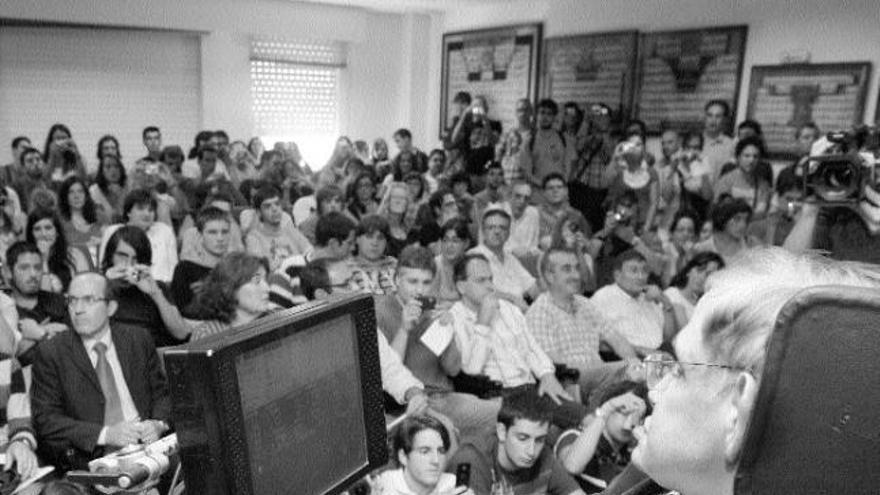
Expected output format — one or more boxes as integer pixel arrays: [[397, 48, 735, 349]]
[[26, 208, 92, 292], [187, 252, 274, 341], [694, 198, 758, 264], [373, 415, 472, 495], [665, 251, 725, 326]]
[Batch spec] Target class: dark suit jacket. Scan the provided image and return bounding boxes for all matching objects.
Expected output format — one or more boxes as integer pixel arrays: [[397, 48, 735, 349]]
[[31, 325, 171, 471]]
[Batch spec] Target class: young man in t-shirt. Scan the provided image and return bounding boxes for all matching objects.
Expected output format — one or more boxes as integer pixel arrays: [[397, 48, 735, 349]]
[[244, 184, 312, 271], [448, 388, 586, 495]]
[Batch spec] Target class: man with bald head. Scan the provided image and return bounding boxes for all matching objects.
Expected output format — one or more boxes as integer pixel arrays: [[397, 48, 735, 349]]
[[31, 272, 171, 471]]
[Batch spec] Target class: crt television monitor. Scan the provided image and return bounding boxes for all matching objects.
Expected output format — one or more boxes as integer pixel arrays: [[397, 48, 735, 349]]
[[163, 294, 388, 495]]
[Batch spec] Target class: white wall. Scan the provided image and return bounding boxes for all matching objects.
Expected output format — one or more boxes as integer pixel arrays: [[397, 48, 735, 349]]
[[0, 0, 437, 163], [443, 0, 880, 129]]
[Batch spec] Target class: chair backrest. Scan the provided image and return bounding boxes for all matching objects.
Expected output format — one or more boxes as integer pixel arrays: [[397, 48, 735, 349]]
[[735, 285, 880, 494]]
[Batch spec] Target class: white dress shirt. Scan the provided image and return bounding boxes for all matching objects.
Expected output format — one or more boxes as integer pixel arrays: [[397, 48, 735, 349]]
[[377, 330, 423, 404], [506, 205, 541, 254], [468, 244, 536, 297], [591, 284, 664, 349], [446, 300, 554, 387], [82, 329, 139, 445]]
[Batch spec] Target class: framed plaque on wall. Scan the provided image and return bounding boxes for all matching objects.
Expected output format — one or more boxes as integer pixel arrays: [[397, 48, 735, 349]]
[[440, 23, 542, 139], [541, 30, 639, 120], [746, 62, 871, 159], [635, 25, 748, 135]]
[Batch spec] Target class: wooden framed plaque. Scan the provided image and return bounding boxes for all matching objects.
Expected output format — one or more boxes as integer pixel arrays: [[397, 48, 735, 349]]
[[746, 62, 871, 159], [541, 30, 639, 119], [440, 23, 542, 139], [635, 25, 748, 135]]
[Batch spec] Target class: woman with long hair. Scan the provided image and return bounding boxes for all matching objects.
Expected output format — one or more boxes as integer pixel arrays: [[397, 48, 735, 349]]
[[90, 154, 128, 223], [376, 182, 413, 257], [58, 176, 104, 265], [43, 123, 87, 186], [346, 172, 379, 221], [432, 218, 472, 308], [26, 209, 92, 293], [101, 225, 191, 346], [713, 136, 772, 219], [664, 251, 725, 325], [548, 211, 599, 294], [659, 210, 700, 286], [187, 252, 274, 341]]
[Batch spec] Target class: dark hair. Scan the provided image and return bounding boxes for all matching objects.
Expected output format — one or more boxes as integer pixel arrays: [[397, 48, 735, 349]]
[[100, 225, 152, 272], [142, 126, 161, 140], [197, 144, 218, 161], [453, 91, 472, 105], [189, 130, 214, 159], [670, 210, 700, 235], [43, 123, 72, 160], [393, 128, 412, 140], [735, 135, 766, 158], [26, 209, 73, 290], [775, 165, 800, 196], [428, 188, 453, 215], [160, 145, 184, 165], [625, 119, 648, 141], [481, 208, 511, 227], [299, 257, 336, 300], [315, 211, 356, 248], [704, 99, 731, 117], [711, 198, 752, 232], [683, 131, 704, 149], [58, 176, 98, 224], [536, 98, 559, 115], [189, 253, 269, 323], [587, 380, 651, 416], [612, 249, 647, 273], [122, 189, 157, 222], [397, 245, 437, 277], [497, 388, 553, 428], [5, 241, 41, 269], [316, 185, 345, 214], [440, 217, 472, 247], [391, 415, 451, 464], [795, 122, 820, 139], [453, 253, 488, 283], [18, 147, 41, 169], [404, 171, 427, 201], [96, 155, 127, 193], [96, 135, 121, 161], [196, 206, 231, 232], [38, 479, 91, 495], [346, 172, 377, 213], [737, 119, 763, 137], [11, 136, 30, 150], [428, 148, 446, 162], [670, 251, 725, 288], [239, 179, 266, 206], [449, 171, 470, 188], [563, 101, 583, 119], [355, 214, 391, 240], [542, 172, 566, 189], [213, 130, 229, 142], [252, 184, 281, 210]]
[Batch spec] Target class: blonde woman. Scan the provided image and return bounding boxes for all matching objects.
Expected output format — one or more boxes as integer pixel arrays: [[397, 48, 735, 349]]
[[376, 181, 413, 257]]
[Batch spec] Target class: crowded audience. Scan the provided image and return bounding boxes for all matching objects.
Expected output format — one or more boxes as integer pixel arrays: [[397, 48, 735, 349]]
[[1, 88, 879, 495]]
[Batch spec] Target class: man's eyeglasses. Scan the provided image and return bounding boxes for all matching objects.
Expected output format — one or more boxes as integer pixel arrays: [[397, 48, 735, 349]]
[[65, 295, 107, 308], [644, 353, 750, 390]]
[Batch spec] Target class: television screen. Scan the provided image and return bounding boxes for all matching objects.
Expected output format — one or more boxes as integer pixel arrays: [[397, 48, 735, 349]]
[[164, 294, 388, 495], [235, 315, 368, 495]]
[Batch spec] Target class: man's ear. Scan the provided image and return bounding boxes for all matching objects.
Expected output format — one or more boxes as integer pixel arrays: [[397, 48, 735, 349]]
[[1, 265, 10, 286], [496, 423, 507, 444], [724, 371, 759, 465], [107, 299, 118, 318], [397, 449, 408, 469]]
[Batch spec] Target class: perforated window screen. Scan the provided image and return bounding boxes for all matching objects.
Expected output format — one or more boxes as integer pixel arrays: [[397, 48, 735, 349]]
[[250, 38, 346, 165]]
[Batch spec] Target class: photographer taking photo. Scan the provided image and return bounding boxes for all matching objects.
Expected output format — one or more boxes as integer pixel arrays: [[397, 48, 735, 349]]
[[783, 127, 880, 263]]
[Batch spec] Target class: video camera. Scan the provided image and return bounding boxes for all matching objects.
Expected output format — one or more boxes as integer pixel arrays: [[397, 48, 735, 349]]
[[801, 125, 880, 204], [66, 434, 179, 494]]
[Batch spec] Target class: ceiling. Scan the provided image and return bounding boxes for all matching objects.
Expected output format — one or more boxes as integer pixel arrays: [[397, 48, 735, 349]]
[[292, 0, 517, 14]]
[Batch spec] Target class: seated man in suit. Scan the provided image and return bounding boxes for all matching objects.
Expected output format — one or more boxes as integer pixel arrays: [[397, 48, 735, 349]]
[[31, 272, 171, 471]]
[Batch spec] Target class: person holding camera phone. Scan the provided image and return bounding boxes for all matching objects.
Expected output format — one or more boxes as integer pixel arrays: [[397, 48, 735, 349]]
[[783, 132, 880, 264], [102, 226, 191, 347], [373, 415, 475, 495]]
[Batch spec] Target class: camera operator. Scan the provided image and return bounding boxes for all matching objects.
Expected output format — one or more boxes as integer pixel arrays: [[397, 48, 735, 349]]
[[783, 130, 880, 264]]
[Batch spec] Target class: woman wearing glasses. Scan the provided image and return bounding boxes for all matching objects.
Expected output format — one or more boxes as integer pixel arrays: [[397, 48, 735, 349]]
[[188, 252, 275, 341]]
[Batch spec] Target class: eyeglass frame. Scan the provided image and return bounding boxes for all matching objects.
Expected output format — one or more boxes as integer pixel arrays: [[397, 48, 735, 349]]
[[643, 353, 752, 391], [65, 295, 108, 308]]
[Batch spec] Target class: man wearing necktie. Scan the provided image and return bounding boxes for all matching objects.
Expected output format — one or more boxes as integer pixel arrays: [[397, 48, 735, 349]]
[[31, 272, 171, 471]]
